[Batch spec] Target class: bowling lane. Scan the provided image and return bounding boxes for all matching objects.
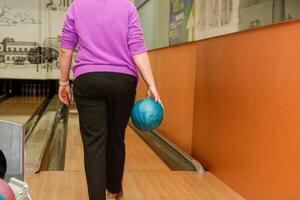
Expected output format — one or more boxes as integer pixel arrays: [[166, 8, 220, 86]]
[[0, 96, 46, 124], [64, 108, 170, 171], [25, 108, 245, 200]]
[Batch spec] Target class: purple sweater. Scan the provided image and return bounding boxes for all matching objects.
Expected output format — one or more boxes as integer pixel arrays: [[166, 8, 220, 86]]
[[60, 0, 147, 80]]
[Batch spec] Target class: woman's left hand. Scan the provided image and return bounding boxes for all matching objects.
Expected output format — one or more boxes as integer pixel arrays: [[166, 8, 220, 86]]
[[59, 85, 72, 106]]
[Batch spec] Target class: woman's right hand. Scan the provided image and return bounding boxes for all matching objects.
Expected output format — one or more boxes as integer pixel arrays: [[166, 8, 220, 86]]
[[132, 53, 163, 107], [147, 85, 163, 106]]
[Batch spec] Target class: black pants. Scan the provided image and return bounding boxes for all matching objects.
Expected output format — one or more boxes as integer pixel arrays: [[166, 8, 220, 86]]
[[73, 72, 137, 200]]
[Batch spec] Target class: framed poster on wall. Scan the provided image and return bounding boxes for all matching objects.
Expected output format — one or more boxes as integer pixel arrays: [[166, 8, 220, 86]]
[[0, 0, 74, 80], [169, 0, 194, 45], [191, 0, 240, 41], [133, 0, 150, 9]]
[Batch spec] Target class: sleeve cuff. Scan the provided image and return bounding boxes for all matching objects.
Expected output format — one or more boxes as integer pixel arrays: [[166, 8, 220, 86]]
[[60, 42, 76, 50], [130, 47, 148, 56]]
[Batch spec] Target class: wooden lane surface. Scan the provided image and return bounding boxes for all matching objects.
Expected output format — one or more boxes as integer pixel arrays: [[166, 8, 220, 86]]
[[25, 110, 245, 200], [64, 112, 170, 171], [0, 96, 45, 124], [25, 171, 245, 200]]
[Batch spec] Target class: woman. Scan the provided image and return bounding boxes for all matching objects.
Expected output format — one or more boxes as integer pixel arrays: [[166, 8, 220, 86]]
[[58, 0, 162, 199], [0, 150, 6, 180], [0, 149, 15, 200]]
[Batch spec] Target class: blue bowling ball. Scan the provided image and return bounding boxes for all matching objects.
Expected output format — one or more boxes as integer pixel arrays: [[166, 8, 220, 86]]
[[0, 194, 4, 200], [131, 98, 163, 131]]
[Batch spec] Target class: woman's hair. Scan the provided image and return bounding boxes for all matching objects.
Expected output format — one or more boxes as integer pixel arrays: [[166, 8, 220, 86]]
[[0, 149, 7, 179]]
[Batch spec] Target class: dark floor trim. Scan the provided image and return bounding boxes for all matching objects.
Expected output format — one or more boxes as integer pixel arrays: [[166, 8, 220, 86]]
[[129, 122, 204, 173]]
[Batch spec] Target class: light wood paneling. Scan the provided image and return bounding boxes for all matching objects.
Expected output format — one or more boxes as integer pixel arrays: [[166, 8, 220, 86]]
[[122, 171, 245, 200], [26, 111, 244, 199], [25, 171, 88, 200], [0, 96, 45, 124], [64, 113, 85, 171], [64, 112, 169, 171], [25, 171, 245, 200], [124, 127, 169, 171]]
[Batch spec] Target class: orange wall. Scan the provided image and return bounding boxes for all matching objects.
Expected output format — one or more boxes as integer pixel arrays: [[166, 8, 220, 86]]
[[137, 20, 300, 199], [192, 21, 300, 200]]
